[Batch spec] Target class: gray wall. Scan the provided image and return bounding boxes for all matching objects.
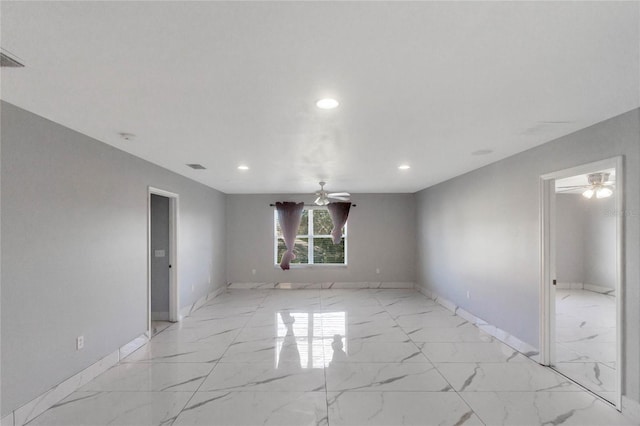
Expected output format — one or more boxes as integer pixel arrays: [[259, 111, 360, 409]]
[[0, 101, 3, 418], [415, 109, 640, 402], [150, 194, 170, 316], [1, 102, 227, 415], [556, 193, 616, 289], [226, 193, 416, 284], [583, 195, 616, 289], [556, 194, 586, 284]]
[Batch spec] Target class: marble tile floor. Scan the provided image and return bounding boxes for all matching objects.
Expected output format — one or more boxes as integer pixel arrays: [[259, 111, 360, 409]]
[[554, 289, 617, 402], [151, 321, 173, 337], [27, 289, 633, 426]]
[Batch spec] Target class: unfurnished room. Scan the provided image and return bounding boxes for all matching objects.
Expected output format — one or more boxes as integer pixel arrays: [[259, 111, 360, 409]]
[[1, 1, 639, 425]]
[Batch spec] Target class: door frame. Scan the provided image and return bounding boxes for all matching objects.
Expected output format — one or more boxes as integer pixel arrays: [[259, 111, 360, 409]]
[[148, 187, 180, 336], [539, 156, 624, 409]]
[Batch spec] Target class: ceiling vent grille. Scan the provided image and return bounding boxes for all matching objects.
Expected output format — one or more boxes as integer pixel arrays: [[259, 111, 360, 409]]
[[0, 50, 25, 68], [187, 164, 206, 170]]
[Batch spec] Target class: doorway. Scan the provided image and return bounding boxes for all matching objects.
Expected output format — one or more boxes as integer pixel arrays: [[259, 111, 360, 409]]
[[148, 187, 179, 337], [540, 157, 623, 408]]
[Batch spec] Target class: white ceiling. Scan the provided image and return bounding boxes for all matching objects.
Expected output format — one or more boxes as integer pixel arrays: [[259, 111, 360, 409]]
[[1, 1, 638, 194]]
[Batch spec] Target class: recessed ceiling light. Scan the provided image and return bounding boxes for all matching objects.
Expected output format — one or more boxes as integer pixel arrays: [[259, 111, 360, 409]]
[[472, 149, 493, 156], [237, 165, 249, 171], [398, 165, 411, 170], [316, 98, 339, 109]]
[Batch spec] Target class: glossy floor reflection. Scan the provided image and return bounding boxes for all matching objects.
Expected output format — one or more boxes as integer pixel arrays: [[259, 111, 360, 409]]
[[29, 289, 633, 425], [555, 288, 617, 403]]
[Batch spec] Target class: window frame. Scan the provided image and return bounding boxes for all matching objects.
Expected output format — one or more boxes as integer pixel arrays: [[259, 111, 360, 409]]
[[273, 206, 348, 268]]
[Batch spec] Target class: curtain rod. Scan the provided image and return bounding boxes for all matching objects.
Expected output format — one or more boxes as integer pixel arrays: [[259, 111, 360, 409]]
[[269, 203, 356, 207]]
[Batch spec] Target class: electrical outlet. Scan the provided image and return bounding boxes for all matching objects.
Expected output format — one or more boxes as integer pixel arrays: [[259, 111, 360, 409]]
[[466, 291, 470, 299], [191, 284, 195, 292], [76, 335, 84, 350], [375, 268, 380, 274], [252, 269, 256, 275]]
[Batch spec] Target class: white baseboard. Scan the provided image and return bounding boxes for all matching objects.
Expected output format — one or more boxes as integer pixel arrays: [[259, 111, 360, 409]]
[[10, 350, 120, 426], [556, 282, 584, 290], [7, 331, 152, 426], [228, 282, 282, 289], [584, 283, 616, 296], [556, 282, 616, 296], [179, 285, 226, 318], [119, 334, 148, 361], [416, 285, 540, 362], [227, 282, 415, 290], [4, 286, 228, 426], [416, 286, 433, 298]]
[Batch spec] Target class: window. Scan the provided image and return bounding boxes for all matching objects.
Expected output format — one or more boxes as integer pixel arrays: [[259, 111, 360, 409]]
[[274, 208, 347, 266]]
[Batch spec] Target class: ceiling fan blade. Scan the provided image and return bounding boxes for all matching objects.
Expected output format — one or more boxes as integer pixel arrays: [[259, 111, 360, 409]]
[[328, 192, 350, 197], [329, 196, 350, 201], [556, 185, 590, 189], [556, 188, 583, 193]]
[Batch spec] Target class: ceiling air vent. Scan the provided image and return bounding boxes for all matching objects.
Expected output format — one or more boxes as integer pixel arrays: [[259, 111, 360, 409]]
[[187, 164, 206, 170], [0, 49, 25, 68]]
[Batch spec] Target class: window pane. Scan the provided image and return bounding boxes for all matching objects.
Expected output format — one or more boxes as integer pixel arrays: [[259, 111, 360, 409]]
[[298, 210, 308, 235], [277, 238, 309, 264], [313, 210, 335, 235], [313, 237, 345, 264], [276, 214, 281, 237], [276, 209, 308, 236]]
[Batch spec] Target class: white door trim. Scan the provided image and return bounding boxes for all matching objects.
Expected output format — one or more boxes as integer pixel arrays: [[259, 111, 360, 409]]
[[148, 187, 180, 336], [539, 156, 624, 409]]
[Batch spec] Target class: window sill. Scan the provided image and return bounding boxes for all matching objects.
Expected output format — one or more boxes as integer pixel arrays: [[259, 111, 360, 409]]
[[274, 264, 347, 269]]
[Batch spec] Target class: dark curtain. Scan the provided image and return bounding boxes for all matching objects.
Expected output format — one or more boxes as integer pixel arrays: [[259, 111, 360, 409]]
[[276, 202, 304, 270], [327, 202, 351, 244]]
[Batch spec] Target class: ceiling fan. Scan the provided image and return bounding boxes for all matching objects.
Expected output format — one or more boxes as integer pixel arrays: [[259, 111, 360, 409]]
[[314, 181, 351, 206], [556, 172, 615, 199]]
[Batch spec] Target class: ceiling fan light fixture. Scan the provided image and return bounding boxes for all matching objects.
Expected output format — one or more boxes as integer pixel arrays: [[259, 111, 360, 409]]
[[588, 172, 609, 185], [314, 196, 329, 206], [398, 164, 411, 170], [580, 172, 614, 199], [314, 181, 350, 205], [596, 187, 613, 199]]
